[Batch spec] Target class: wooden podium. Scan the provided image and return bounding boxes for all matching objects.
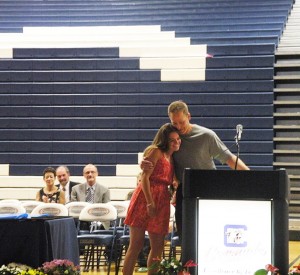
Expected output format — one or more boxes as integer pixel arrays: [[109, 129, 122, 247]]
[[182, 169, 290, 275]]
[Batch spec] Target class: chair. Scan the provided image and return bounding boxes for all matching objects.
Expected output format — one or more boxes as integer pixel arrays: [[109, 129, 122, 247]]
[[66, 201, 90, 233], [21, 201, 43, 214], [163, 204, 176, 259], [92, 201, 130, 234], [170, 204, 176, 222], [0, 199, 21, 204], [108, 201, 131, 274], [31, 203, 68, 216], [77, 203, 118, 274], [169, 235, 181, 260], [168, 204, 181, 260], [109, 200, 130, 228], [66, 201, 89, 218], [0, 202, 26, 214]]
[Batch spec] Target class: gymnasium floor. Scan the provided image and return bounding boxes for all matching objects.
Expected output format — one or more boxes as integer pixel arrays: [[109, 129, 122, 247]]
[[289, 241, 300, 269], [80, 241, 300, 274]]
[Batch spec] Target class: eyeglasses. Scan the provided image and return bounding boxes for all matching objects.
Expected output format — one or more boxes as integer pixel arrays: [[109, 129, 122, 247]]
[[84, 170, 97, 175]]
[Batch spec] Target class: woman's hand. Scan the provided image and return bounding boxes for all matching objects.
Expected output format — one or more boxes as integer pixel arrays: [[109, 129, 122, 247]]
[[42, 195, 49, 203], [146, 202, 156, 217]]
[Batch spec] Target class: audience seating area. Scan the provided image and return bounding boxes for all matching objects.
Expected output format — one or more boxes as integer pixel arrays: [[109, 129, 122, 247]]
[[0, 164, 139, 201], [0, 198, 176, 274]]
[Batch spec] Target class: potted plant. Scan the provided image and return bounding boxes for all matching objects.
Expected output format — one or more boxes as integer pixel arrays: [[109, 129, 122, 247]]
[[39, 259, 80, 275], [148, 258, 197, 275]]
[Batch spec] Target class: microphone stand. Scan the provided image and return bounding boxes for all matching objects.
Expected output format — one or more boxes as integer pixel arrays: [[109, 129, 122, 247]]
[[234, 133, 240, 170]]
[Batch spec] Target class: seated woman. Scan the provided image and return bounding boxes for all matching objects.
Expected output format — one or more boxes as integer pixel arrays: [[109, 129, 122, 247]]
[[36, 166, 65, 204]]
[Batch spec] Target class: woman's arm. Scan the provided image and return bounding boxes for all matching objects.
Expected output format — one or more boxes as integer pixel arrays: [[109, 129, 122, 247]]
[[36, 189, 49, 203], [140, 148, 162, 217], [35, 190, 41, 201], [59, 190, 66, 204]]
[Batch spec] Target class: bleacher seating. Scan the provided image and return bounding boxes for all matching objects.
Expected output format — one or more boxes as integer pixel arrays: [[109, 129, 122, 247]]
[[0, 0, 294, 181]]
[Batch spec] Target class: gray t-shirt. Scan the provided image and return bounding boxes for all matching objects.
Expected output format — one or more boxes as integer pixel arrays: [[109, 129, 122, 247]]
[[173, 124, 233, 182]]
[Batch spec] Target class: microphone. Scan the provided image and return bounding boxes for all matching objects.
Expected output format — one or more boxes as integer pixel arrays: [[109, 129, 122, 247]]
[[234, 124, 243, 169], [236, 124, 243, 141]]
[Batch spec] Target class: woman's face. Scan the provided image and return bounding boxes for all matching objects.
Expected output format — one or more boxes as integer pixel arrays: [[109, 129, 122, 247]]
[[168, 131, 181, 153], [43, 172, 55, 187]]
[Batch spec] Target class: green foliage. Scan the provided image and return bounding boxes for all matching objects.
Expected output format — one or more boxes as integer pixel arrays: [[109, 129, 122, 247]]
[[0, 260, 80, 275], [254, 269, 268, 275]]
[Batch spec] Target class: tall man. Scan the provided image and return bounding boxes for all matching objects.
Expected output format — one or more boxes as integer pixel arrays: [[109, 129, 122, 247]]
[[56, 165, 79, 203], [142, 100, 249, 239]]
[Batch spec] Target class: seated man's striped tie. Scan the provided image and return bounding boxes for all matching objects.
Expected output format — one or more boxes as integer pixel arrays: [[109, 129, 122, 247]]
[[86, 187, 93, 203]]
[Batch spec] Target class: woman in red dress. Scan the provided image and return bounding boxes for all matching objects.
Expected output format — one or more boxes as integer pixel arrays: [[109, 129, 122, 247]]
[[123, 123, 181, 275]]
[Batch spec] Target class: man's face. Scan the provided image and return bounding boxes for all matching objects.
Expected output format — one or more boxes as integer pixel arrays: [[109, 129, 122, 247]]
[[83, 165, 98, 186], [169, 111, 191, 135], [56, 168, 70, 186]]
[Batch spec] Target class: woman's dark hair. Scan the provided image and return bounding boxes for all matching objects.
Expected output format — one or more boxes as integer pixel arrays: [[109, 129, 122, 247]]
[[144, 123, 178, 156], [43, 166, 56, 178]]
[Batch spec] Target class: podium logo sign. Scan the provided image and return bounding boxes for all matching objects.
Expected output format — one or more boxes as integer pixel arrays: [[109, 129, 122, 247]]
[[224, 224, 247, 247], [197, 200, 271, 275]]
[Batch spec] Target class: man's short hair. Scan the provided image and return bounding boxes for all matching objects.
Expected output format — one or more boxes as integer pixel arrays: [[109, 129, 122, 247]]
[[168, 100, 189, 115]]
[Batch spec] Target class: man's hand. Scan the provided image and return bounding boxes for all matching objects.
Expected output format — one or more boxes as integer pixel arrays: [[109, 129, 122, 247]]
[[140, 157, 154, 171]]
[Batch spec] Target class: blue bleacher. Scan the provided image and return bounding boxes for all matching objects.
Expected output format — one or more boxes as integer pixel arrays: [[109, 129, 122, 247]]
[[205, 68, 274, 80], [0, 56, 274, 70], [175, 29, 283, 39], [0, 92, 274, 106], [0, 129, 274, 142], [8, 164, 116, 176], [0, 104, 273, 117], [0, 116, 273, 129], [0, 58, 140, 70], [0, 0, 294, 175], [14, 44, 275, 59], [0, 69, 273, 82], [207, 43, 275, 56], [192, 36, 280, 46], [162, 23, 286, 32], [0, 80, 275, 93], [0, 70, 161, 82], [206, 56, 275, 68], [13, 48, 120, 59]]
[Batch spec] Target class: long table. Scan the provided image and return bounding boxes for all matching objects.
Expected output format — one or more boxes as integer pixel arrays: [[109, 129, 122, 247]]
[[0, 217, 79, 268]]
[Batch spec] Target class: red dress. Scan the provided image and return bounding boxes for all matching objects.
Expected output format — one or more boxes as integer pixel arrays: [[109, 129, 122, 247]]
[[124, 156, 173, 235]]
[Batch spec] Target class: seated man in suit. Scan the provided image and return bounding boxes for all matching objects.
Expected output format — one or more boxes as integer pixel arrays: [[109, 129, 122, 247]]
[[71, 163, 110, 204], [71, 163, 111, 230], [56, 165, 80, 204]]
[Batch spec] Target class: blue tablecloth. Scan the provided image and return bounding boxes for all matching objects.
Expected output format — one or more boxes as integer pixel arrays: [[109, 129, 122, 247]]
[[0, 217, 79, 267], [0, 213, 29, 219]]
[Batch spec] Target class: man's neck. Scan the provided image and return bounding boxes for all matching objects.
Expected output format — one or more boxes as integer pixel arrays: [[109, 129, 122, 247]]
[[60, 181, 69, 187]]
